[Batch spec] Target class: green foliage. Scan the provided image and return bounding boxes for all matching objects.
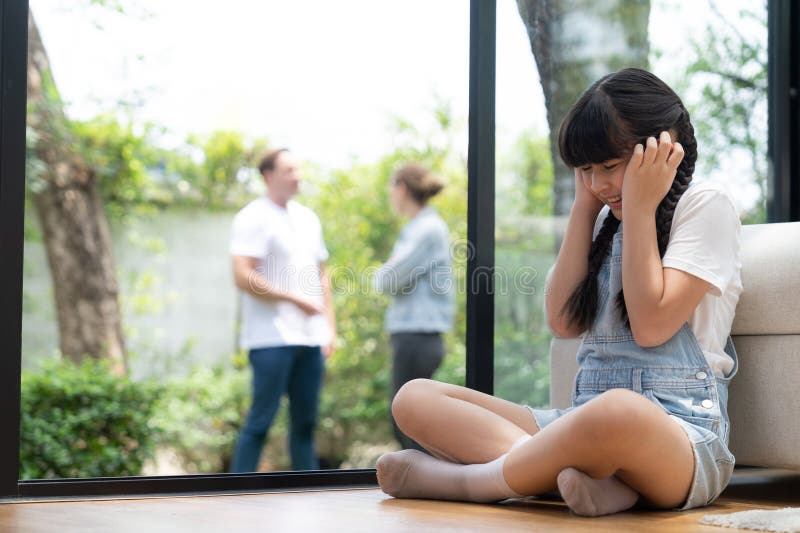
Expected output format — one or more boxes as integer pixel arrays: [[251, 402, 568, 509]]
[[149, 363, 250, 473], [684, 1, 767, 222], [518, 136, 554, 217], [493, 131, 557, 407], [67, 113, 269, 218], [163, 130, 267, 208], [26, 67, 75, 196], [19, 357, 250, 477], [88, 0, 125, 12], [70, 114, 162, 220], [493, 247, 554, 408], [25, 127, 49, 197], [19, 358, 160, 479]]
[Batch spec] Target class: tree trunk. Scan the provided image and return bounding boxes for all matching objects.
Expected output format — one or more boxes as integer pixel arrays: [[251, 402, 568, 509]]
[[26, 13, 127, 375], [516, 0, 650, 218]]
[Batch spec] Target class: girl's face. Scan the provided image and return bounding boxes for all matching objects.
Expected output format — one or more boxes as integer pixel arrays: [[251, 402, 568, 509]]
[[579, 156, 627, 219]]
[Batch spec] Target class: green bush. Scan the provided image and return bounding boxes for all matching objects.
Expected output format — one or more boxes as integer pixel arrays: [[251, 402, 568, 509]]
[[20, 358, 160, 479], [149, 363, 250, 473]]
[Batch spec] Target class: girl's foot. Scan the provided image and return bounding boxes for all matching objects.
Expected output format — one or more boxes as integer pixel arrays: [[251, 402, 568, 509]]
[[557, 467, 639, 516], [376, 449, 521, 503]]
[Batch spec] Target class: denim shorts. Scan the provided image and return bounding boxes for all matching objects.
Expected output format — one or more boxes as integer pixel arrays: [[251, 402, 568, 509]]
[[527, 393, 736, 510]]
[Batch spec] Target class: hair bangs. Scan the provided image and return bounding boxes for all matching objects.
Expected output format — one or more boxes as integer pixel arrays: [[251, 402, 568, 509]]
[[558, 91, 629, 168]]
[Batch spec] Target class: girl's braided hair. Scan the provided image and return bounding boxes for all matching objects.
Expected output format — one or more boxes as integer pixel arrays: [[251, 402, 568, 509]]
[[557, 68, 697, 330]]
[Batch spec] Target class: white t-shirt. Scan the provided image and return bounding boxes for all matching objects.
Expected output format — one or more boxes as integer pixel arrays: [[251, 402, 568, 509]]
[[594, 182, 742, 377], [230, 195, 331, 350]]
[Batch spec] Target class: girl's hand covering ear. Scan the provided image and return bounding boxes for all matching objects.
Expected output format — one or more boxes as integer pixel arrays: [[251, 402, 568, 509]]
[[622, 131, 684, 214], [572, 167, 605, 216]]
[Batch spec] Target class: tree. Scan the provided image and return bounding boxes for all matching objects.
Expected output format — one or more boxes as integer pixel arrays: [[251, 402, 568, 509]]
[[515, 0, 651, 220], [26, 13, 126, 374]]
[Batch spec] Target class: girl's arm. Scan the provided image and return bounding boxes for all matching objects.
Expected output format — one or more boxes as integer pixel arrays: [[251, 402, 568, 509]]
[[545, 169, 605, 337], [621, 132, 711, 347]]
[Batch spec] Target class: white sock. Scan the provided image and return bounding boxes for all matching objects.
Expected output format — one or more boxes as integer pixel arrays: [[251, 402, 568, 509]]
[[557, 467, 639, 516], [376, 449, 524, 503]]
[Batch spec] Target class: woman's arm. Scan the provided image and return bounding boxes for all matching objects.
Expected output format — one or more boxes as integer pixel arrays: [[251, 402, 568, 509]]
[[621, 133, 710, 347], [545, 170, 605, 337], [373, 227, 438, 295]]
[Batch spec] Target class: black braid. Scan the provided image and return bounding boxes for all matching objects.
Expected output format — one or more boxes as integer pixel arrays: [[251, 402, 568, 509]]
[[562, 211, 621, 330], [616, 110, 697, 326]]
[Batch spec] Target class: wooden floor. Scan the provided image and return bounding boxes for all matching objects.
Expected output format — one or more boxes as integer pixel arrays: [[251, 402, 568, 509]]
[[1, 469, 799, 532]]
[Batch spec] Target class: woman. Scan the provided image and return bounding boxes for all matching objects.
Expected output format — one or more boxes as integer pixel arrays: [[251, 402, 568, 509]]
[[373, 163, 455, 451]]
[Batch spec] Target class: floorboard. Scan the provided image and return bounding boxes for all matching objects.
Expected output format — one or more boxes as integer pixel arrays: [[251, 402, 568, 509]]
[[1, 469, 798, 532]]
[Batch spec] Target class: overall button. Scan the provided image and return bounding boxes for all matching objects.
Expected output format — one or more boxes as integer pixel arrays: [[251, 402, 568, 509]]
[[695, 371, 708, 380], [701, 399, 714, 409]]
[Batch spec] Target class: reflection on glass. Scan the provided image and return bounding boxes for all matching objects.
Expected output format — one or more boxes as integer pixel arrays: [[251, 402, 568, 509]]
[[21, 1, 468, 478], [494, 0, 767, 406]]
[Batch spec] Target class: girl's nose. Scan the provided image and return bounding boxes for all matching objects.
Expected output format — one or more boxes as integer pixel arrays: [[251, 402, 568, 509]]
[[590, 174, 609, 194]]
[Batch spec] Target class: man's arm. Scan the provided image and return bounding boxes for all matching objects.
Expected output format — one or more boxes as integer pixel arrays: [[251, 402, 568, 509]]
[[231, 255, 322, 315]]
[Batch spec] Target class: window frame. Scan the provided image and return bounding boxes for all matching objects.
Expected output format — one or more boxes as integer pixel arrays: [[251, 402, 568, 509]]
[[0, 0, 497, 498], [768, 0, 800, 221], [1, 0, 797, 499]]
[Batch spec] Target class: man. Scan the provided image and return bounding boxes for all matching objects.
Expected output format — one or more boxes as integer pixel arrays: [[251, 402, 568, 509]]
[[229, 148, 336, 472]]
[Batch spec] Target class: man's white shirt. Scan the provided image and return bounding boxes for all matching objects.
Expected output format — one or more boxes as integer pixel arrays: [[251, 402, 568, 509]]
[[230, 195, 331, 349]]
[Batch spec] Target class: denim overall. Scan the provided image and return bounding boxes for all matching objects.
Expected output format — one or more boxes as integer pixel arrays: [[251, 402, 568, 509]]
[[532, 227, 738, 509]]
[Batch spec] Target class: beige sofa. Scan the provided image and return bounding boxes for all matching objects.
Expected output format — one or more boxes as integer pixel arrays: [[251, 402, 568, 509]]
[[548, 221, 800, 469]]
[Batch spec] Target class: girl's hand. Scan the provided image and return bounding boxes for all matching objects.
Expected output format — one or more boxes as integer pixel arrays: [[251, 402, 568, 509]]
[[622, 131, 684, 215], [572, 167, 605, 215]]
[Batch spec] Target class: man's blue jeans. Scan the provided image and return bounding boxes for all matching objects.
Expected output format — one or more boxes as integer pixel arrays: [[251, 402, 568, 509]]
[[230, 345, 324, 472]]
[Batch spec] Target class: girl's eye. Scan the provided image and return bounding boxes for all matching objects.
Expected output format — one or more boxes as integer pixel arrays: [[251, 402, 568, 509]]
[[580, 166, 592, 172], [603, 163, 618, 170]]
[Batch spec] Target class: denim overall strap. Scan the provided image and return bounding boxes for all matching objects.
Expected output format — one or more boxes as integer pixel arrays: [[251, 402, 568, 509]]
[[713, 336, 739, 445], [573, 226, 731, 442]]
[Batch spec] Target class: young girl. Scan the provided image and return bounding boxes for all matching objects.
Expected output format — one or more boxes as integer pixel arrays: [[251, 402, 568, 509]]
[[375, 68, 742, 516]]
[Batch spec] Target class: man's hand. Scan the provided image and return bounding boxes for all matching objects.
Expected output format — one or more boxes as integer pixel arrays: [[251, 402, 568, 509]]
[[291, 295, 324, 316], [322, 341, 336, 359]]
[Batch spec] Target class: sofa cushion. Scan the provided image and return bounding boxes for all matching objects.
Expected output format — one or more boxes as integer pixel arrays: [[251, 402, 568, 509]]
[[733, 222, 800, 335], [728, 334, 800, 469], [549, 337, 581, 410]]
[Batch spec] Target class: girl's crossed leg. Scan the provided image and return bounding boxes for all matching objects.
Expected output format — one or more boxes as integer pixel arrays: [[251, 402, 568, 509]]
[[377, 380, 695, 516], [390, 378, 541, 464]]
